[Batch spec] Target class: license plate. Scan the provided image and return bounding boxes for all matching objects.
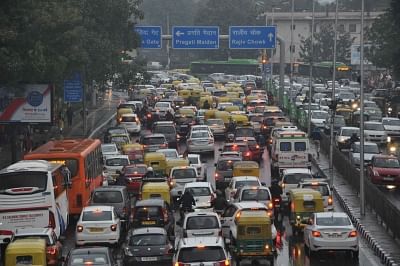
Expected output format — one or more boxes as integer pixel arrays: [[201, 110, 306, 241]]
[[142, 221, 156, 225], [384, 177, 395, 181], [89, 228, 103, 232], [141, 257, 157, 262], [330, 233, 341, 238], [224, 177, 231, 181]]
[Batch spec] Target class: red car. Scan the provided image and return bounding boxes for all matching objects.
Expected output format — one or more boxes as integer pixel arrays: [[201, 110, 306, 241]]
[[234, 136, 263, 162], [122, 164, 147, 195], [221, 142, 252, 161], [367, 155, 400, 186]]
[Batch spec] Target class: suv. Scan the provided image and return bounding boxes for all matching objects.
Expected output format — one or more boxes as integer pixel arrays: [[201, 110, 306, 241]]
[[173, 237, 231, 266], [89, 186, 131, 231], [139, 134, 168, 152], [152, 121, 178, 149], [183, 212, 221, 238]]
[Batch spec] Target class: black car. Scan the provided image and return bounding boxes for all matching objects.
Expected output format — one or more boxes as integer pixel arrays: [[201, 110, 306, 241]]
[[152, 121, 178, 149], [63, 246, 116, 266], [132, 199, 174, 235], [123, 227, 174, 265]]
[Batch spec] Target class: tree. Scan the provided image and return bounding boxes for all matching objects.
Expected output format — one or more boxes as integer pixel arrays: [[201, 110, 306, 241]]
[[299, 23, 355, 64]]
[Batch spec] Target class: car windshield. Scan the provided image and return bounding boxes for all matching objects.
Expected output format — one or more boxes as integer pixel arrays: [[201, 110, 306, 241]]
[[106, 158, 129, 166], [383, 119, 400, 126], [334, 117, 345, 126], [121, 116, 137, 123], [241, 189, 270, 201], [217, 160, 236, 171], [374, 158, 400, 168], [249, 116, 263, 123], [155, 103, 170, 108], [235, 128, 254, 137], [235, 180, 259, 188], [339, 93, 355, 99], [124, 166, 147, 175], [172, 169, 196, 179], [154, 126, 175, 134], [70, 254, 109, 265], [186, 216, 219, 229], [129, 234, 166, 246], [92, 191, 123, 204], [316, 216, 351, 226], [178, 247, 225, 263], [352, 144, 379, 153], [191, 131, 209, 139], [82, 210, 112, 221], [312, 112, 328, 119], [108, 128, 127, 135], [135, 206, 161, 219], [159, 150, 177, 159], [364, 123, 384, 131], [143, 137, 165, 145], [302, 184, 330, 196], [341, 129, 359, 136], [284, 173, 312, 184], [206, 119, 224, 126], [0, 172, 47, 194], [102, 145, 118, 153], [111, 136, 129, 143], [186, 187, 211, 196]]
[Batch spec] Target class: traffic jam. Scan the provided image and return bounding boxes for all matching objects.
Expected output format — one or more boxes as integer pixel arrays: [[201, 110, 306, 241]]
[[1, 71, 393, 266]]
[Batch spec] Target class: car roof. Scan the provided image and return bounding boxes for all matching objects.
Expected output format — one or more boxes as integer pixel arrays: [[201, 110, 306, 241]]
[[105, 154, 129, 159], [83, 205, 114, 212], [382, 117, 400, 121], [217, 156, 242, 161], [15, 228, 52, 236], [187, 154, 200, 158], [372, 154, 398, 159], [185, 212, 219, 218], [101, 143, 117, 147], [232, 176, 259, 181], [184, 182, 211, 188], [178, 237, 224, 248], [135, 198, 164, 207], [70, 246, 110, 254], [154, 121, 174, 125], [364, 121, 382, 125], [143, 133, 166, 138], [233, 201, 267, 209], [340, 126, 359, 130], [353, 141, 377, 146], [239, 185, 270, 192], [315, 212, 349, 218], [283, 168, 311, 174], [93, 186, 126, 192], [131, 227, 166, 236]]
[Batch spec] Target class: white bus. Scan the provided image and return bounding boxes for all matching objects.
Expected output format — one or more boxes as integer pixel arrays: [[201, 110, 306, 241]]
[[0, 160, 70, 242]]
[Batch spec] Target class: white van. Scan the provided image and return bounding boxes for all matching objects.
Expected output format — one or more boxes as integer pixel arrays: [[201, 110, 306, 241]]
[[271, 131, 311, 176]]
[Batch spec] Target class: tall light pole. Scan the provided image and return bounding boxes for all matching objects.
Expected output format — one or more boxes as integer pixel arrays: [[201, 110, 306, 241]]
[[329, 0, 339, 187], [360, 0, 366, 216], [271, 7, 280, 81], [290, 0, 295, 89], [307, 0, 316, 136]]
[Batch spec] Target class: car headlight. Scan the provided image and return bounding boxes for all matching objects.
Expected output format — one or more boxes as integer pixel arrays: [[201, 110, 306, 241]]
[[387, 136, 391, 143], [124, 247, 133, 256]]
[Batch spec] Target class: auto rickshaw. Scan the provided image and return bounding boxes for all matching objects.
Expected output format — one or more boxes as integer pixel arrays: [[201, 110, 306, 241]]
[[227, 91, 240, 98], [140, 177, 171, 205], [117, 107, 133, 124], [233, 161, 260, 177], [144, 152, 167, 176], [110, 133, 131, 150], [336, 107, 353, 125], [178, 89, 191, 100], [122, 143, 144, 163], [166, 158, 189, 176], [227, 210, 274, 266], [287, 188, 324, 235], [199, 96, 214, 109], [230, 114, 249, 126], [204, 109, 218, 120], [225, 106, 240, 113], [214, 111, 231, 126], [6, 238, 47, 266]]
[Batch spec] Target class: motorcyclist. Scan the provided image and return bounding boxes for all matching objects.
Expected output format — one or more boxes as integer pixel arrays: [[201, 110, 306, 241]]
[[202, 100, 211, 110], [211, 190, 228, 214], [165, 110, 174, 121], [227, 118, 236, 134], [144, 167, 155, 179], [115, 171, 127, 186], [269, 179, 282, 198], [349, 132, 360, 144], [177, 189, 196, 223]]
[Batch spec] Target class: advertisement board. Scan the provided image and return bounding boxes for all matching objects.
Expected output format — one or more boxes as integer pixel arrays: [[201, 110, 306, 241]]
[[0, 84, 53, 124]]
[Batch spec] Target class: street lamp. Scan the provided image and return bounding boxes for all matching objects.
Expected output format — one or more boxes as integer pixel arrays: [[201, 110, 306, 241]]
[[307, 0, 316, 137], [360, 0, 366, 217], [289, 0, 295, 91]]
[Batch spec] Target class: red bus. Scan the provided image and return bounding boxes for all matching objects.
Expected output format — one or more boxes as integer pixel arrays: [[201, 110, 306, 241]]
[[24, 139, 103, 215]]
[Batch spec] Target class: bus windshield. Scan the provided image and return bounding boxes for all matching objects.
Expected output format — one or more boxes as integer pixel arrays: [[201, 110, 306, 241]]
[[0, 172, 47, 194]]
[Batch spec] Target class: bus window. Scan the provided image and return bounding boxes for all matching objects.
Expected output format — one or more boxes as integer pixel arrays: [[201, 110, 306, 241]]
[[279, 142, 291, 152]]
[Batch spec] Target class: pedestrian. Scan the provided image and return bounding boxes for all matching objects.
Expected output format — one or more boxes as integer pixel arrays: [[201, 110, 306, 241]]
[[67, 105, 73, 127]]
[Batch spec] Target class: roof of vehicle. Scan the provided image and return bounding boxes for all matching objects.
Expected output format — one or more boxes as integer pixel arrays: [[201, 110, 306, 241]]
[[83, 205, 114, 212], [101, 143, 118, 148], [130, 227, 167, 236], [6, 238, 47, 250], [178, 236, 224, 248], [340, 126, 359, 130], [289, 188, 323, 199], [299, 179, 330, 186], [153, 121, 174, 126], [232, 176, 259, 182], [187, 153, 200, 159], [184, 182, 211, 189], [352, 141, 378, 147], [0, 160, 61, 174], [135, 198, 165, 207], [156, 148, 178, 154], [121, 113, 137, 117], [14, 228, 53, 236], [282, 168, 312, 175], [233, 161, 259, 168], [233, 201, 268, 210], [372, 154, 398, 159], [238, 185, 270, 193], [171, 166, 196, 171], [382, 117, 400, 121], [142, 133, 167, 138], [224, 142, 248, 147], [314, 211, 349, 218], [70, 246, 110, 255], [104, 154, 130, 160], [184, 211, 219, 219], [92, 186, 126, 192], [235, 136, 257, 141], [364, 121, 383, 125], [219, 151, 241, 157]]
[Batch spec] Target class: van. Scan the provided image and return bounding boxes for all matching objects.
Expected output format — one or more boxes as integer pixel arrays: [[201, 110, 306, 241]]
[[270, 131, 311, 176]]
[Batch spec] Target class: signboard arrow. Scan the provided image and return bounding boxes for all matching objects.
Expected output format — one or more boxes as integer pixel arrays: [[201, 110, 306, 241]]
[[268, 32, 274, 42], [175, 31, 184, 37]]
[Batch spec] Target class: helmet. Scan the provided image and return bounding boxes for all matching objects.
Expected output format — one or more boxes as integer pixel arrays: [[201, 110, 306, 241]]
[[147, 167, 153, 172]]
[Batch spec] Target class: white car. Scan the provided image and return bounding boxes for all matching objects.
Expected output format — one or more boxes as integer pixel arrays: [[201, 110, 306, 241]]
[[120, 113, 141, 134], [382, 117, 400, 140], [187, 130, 214, 155], [218, 102, 233, 110], [298, 180, 334, 212], [280, 168, 313, 205], [101, 144, 120, 157], [335, 127, 359, 151], [76, 206, 121, 246], [183, 182, 215, 210], [103, 155, 130, 183], [225, 176, 261, 202], [187, 154, 206, 181], [153, 101, 174, 116], [173, 237, 231, 266], [304, 212, 359, 259], [364, 121, 389, 144], [156, 148, 179, 160], [349, 141, 380, 167], [169, 166, 198, 199], [310, 110, 329, 128], [183, 212, 221, 238], [190, 125, 213, 136]]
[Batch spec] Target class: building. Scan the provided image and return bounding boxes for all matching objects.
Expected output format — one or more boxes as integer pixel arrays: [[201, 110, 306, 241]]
[[269, 11, 383, 65]]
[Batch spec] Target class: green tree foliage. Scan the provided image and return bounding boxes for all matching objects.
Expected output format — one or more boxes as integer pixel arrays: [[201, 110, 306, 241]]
[[299, 23, 354, 64], [0, 0, 143, 87], [366, 0, 400, 77]]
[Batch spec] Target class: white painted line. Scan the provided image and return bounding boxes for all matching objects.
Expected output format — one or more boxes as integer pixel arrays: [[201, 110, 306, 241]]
[[89, 113, 116, 138]]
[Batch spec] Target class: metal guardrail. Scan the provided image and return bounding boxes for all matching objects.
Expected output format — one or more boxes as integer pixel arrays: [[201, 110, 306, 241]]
[[319, 132, 400, 240]]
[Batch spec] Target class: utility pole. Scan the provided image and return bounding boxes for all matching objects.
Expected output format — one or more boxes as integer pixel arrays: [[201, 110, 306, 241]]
[[360, 0, 366, 216], [290, 0, 295, 90], [166, 13, 171, 70], [307, 0, 316, 137]]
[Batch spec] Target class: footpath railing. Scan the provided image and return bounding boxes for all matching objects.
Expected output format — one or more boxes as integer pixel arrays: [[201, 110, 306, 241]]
[[319, 132, 400, 240]]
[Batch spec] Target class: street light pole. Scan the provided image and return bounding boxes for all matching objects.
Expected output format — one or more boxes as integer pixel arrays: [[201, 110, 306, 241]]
[[307, 0, 316, 136], [290, 0, 295, 89], [360, 0, 366, 217], [329, 0, 339, 187]]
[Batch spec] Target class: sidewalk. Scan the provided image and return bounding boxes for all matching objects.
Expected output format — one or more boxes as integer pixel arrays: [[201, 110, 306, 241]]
[[311, 142, 400, 265]]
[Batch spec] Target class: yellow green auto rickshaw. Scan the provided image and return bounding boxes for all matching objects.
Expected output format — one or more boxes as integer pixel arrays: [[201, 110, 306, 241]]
[[165, 158, 189, 176], [140, 178, 171, 205], [144, 152, 167, 176], [233, 161, 260, 177], [6, 238, 47, 266], [287, 188, 324, 235]]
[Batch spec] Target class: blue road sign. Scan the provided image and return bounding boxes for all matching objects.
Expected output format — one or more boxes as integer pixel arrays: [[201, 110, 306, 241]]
[[64, 74, 83, 103], [172, 26, 219, 49], [135, 26, 162, 49], [229, 26, 276, 49]]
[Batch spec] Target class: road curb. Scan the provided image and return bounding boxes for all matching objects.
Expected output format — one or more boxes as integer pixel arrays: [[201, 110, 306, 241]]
[[312, 156, 397, 266]]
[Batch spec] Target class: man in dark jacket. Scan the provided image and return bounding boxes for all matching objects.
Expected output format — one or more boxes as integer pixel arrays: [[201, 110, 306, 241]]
[[177, 190, 196, 223], [211, 190, 228, 214]]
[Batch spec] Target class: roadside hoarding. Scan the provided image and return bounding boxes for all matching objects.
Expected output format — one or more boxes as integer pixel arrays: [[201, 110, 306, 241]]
[[0, 84, 53, 124]]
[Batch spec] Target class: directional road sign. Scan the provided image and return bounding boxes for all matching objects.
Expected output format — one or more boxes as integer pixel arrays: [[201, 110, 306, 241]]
[[64, 73, 83, 103], [229, 26, 276, 49], [135, 26, 162, 49], [172, 26, 219, 49]]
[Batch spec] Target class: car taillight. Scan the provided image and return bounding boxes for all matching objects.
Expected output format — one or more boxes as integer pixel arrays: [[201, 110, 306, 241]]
[[47, 246, 57, 255], [0, 230, 13, 236], [273, 198, 280, 203], [268, 202, 273, 209], [348, 230, 357, 237], [175, 262, 185, 266], [281, 183, 285, 188], [312, 230, 321, 237], [77, 225, 84, 232], [267, 210, 273, 217], [48, 211, 55, 229], [147, 114, 152, 118], [328, 196, 333, 205], [110, 224, 117, 231], [245, 152, 251, 157], [256, 145, 260, 149], [217, 260, 230, 266]]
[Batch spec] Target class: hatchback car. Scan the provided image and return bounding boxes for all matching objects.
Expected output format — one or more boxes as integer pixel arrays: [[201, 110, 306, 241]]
[[120, 113, 141, 134], [75, 206, 121, 246], [64, 247, 116, 266], [304, 212, 359, 259], [182, 182, 215, 210], [187, 153, 206, 181], [139, 134, 168, 152], [233, 185, 273, 210], [123, 227, 173, 265], [367, 155, 400, 186], [225, 176, 262, 202], [187, 130, 214, 155], [101, 143, 120, 157], [214, 157, 243, 190], [169, 166, 198, 200], [152, 121, 178, 149], [183, 212, 221, 238], [103, 155, 130, 184]]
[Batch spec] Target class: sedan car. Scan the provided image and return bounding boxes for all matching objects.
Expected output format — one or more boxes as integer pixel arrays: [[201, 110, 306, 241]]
[[187, 130, 214, 155], [182, 182, 215, 210], [304, 212, 359, 259], [120, 113, 141, 134], [101, 143, 120, 157], [187, 153, 206, 181], [350, 141, 380, 167], [123, 227, 173, 265], [76, 206, 121, 246], [221, 142, 252, 161], [205, 118, 226, 138], [367, 155, 400, 187], [64, 247, 116, 266], [364, 121, 389, 144], [156, 148, 179, 160], [225, 176, 261, 202]]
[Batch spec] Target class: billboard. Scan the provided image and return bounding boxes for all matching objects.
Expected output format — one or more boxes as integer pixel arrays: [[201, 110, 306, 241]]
[[0, 84, 53, 124]]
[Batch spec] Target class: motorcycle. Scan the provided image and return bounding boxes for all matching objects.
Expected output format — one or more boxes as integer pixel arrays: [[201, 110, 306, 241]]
[[272, 196, 282, 221]]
